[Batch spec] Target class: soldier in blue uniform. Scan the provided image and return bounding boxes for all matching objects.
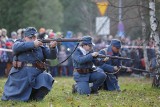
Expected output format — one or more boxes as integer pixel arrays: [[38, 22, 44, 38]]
[[1, 27, 57, 101], [99, 39, 131, 91], [72, 36, 106, 95]]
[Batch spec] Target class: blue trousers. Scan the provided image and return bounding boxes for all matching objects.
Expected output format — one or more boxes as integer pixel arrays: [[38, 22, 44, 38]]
[[0, 62, 7, 76], [104, 74, 120, 91], [50, 66, 58, 77], [73, 68, 106, 94]]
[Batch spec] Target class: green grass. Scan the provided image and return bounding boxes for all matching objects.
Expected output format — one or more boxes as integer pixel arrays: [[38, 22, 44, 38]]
[[0, 76, 160, 107]]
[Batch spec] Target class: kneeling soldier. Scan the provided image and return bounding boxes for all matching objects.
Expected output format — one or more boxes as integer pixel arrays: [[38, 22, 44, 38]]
[[1, 27, 57, 101], [72, 36, 106, 95], [99, 39, 131, 91]]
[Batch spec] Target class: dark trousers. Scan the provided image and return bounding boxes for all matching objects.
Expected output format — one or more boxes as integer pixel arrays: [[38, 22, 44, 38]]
[[29, 87, 49, 101], [0, 62, 7, 76]]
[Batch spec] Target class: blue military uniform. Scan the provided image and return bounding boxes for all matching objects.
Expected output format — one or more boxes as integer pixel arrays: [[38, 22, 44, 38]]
[[1, 27, 57, 101], [99, 39, 122, 91], [72, 36, 106, 94]]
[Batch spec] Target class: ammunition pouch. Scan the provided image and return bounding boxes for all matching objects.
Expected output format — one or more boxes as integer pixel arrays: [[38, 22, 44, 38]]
[[34, 61, 47, 71], [12, 61, 23, 69]]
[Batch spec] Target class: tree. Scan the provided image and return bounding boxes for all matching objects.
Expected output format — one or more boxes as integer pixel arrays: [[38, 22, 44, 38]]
[[21, 0, 63, 31], [60, 0, 98, 34], [156, 0, 160, 31], [0, 0, 63, 34], [139, 0, 149, 71], [0, 0, 26, 34]]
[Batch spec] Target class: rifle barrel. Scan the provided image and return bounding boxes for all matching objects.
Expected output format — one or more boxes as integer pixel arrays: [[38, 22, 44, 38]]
[[130, 67, 150, 73], [41, 38, 83, 43], [97, 54, 133, 60], [120, 66, 150, 73]]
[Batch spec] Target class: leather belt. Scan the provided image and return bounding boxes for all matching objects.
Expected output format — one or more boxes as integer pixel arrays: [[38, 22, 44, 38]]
[[12, 61, 46, 71], [75, 68, 91, 74], [23, 62, 46, 71]]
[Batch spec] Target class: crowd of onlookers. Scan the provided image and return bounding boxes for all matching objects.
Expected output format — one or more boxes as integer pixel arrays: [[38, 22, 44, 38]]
[[0, 28, 157, 77]]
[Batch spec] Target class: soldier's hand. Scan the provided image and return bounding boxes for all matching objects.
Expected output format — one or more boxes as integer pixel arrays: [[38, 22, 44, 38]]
[[113, 66, 119, 71], [126, 67, 132, 72], [103, 57, 109, 62], [50, 41, 57, 48], [91, 52, 99, 57], [34, 40, 43, 48]]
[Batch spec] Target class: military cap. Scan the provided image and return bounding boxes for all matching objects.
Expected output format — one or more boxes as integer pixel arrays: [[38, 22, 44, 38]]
[[81, 36, 95, 46], [24, 27, 38, 37], [111, 39, 121, 48]]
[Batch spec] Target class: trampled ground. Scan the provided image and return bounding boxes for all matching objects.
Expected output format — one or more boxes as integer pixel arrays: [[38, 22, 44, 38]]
[[0, 76, 160, 107]]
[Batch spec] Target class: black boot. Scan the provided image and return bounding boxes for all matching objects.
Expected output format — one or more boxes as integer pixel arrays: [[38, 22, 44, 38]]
[[91, 87, 98, 94], [72, 84, 77, 94], [30, 87, 49, 101]]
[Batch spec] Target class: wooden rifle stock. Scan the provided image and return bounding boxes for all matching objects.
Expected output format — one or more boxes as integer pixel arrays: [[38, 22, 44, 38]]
[[40, 38, 83, 43], [97, 54, 133, 60]]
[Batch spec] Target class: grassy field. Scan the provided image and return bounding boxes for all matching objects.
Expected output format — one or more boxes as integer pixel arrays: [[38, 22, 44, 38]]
[[0, 76, 160, 107]]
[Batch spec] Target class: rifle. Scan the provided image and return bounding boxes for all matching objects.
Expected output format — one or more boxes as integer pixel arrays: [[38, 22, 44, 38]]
[[97, 54, 134, 60], [106, 66, 155, 75], [121, 66, 160, 88], [39, 38, 83, 43], [120, 66, 150, 73]]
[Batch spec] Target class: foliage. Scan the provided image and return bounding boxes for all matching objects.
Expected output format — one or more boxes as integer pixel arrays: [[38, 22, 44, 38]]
[[0, 0, 26, 33], [0, 0, 160, 39], [59, 0, 98, 34], [0, 0, 63, 34], [0, 77, 160, 107], [21, 0, 63, 31]]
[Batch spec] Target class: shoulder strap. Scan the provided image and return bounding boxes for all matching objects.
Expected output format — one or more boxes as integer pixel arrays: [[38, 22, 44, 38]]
[[40, 46, 46, 61]]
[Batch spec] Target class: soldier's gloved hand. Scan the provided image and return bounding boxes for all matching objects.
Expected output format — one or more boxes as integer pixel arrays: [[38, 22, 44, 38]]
[[113, 66, 119, 71], [103, 57, 109, 62], [91, 52, 99, 57], [50, 41, 57, 48], [34, 40, 43, 48]]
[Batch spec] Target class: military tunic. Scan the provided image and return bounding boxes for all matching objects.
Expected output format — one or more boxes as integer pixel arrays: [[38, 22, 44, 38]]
[[72, 47, 106, 94], [1, 40, 57, 101], [99, 46, 121, 91]]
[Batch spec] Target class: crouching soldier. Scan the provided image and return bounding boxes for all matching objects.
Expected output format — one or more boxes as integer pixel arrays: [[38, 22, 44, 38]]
[[99, 39, 131, 91], [72, 36, 106, 95], [1, 27, 58, 101]]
